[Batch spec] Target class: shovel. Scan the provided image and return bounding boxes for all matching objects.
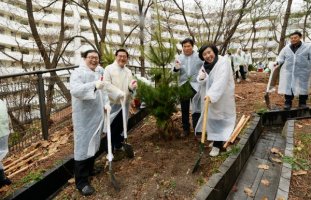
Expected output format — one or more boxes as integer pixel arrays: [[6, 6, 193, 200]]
[[192, 97, 209, 173], [264, 64, 281, 109], [105, 107, 120, 191], [120, 98, 134, 158]]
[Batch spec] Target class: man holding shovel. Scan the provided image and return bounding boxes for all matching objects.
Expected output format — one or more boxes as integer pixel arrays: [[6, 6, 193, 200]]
[[172, 38, 203, 137], [70, 50, 123, 196], [276, 31, 311, 110], [194, 44, 236, 157], [104, 49, 137, 160]]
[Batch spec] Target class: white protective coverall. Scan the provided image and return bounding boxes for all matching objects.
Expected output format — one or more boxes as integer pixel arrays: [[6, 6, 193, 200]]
[[70, 62, 110, 161], [103, 61, 135, 124], [233, 52, 245, 72], [194, 56, 236, 141], [173, 51, 203, 92], [0, 100, 10, 169], [277, 42, 311, 95]]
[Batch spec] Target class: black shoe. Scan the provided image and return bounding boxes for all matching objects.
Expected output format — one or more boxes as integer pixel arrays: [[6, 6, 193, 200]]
[[0, 169, 11, 188], [79, 184, 95, 196], [283, 104, 291, 110], [298, 104, 308, 109]]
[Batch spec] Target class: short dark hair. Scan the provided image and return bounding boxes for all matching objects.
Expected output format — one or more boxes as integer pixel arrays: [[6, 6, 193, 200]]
[[82, 49, 99, 58], [290, 31, 302, 37], [115, 48, 129, 58], [198, 44, 219, 61], [181, 38, 194, 47]]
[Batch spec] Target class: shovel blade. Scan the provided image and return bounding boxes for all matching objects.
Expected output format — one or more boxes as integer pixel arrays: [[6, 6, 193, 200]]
[[123, 143, 134, 158], [192, 154, 203, 173], [264, 93, 271, 109], [109, 171, 120, 192]]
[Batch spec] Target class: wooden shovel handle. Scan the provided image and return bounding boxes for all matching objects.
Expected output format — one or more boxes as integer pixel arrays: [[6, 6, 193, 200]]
[[201, 97, 210, 143]]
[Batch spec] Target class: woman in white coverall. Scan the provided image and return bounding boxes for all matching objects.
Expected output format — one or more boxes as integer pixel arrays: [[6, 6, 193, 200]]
[[0, 100, 12, 188], [70, 50, 122, 196], [194, 44, 236, 157]]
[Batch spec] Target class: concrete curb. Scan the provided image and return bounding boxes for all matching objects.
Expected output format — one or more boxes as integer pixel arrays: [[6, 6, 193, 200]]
[[194, 115, 263, 200], [275, 120, 294, 200]]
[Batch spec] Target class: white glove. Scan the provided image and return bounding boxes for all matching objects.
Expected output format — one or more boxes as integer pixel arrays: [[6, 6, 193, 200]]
[[129, 80, 138, 90], [95, 80, 105, 89], [175, 60, 181, 70], [117, 91, 125, 100], [104, 104, 111, 112], [198, 69, 207, 80]]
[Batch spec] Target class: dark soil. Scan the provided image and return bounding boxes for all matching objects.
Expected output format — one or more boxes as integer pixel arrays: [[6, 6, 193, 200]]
[[288, 119, 311, 200]]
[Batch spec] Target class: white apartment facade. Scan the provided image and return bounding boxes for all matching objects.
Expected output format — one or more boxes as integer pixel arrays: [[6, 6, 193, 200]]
[[0, 0, 309, 74]]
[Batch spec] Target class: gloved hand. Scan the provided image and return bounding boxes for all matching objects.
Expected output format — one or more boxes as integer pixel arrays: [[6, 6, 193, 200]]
[[104, 104, 111, 112], [175, 60, 181, 70], [95, 80, 105, 89], [198, 69, 207, 80], [129, 80, 138, 90]]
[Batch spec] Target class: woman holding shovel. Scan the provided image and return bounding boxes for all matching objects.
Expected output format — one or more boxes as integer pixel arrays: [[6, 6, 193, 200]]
[[194, 44, 236, 157]]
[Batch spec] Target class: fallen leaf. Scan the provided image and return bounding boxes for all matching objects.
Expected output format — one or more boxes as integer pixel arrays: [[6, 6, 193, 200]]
[[293, 170, 307, 176], [261, 197, 268, 200], [258, 164, 269, 170], [68, 178, 75, 184], [41, 141, 50, 148], [261, 179, 270, 186], [0, 185, 10, 192], [270, 147, 280, 154], [276, 196, 285, 200], [244, 187, 254, 197], [295, 124, 303, 128], [271, 157, 282, 163]]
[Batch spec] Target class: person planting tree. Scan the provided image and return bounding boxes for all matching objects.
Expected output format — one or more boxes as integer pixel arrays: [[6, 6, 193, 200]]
[[194, 44, 236, 157]]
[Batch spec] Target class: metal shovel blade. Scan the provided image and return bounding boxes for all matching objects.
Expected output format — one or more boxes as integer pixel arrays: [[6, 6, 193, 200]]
[[109, 162, 120, 191], [123, 142, 134, 158], [192, 146, 204, 173], [264, 92, 271, 109]]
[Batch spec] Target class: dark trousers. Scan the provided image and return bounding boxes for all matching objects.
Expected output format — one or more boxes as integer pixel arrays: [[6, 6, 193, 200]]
[[74, 156, 95, 190], [110, 110, 124, 150], [213, 141, 223, 149], [181, 87, 200, 131], [236, 65, 246, 79], [285, 94, 308, 105]]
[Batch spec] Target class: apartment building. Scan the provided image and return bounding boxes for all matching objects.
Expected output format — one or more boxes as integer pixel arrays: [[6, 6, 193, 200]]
[[0, 0, 308, 74]]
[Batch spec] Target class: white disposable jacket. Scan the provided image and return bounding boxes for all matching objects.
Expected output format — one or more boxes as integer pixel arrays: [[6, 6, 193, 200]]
[[194, 56, 236, 141], [103, 61, 135, 124], [70, 62, 109, 161], [244, 53, 252, 65], [277, 42, 311, 95], [172, 51, 203, 92], [233, 53, 245, 72], [0, 100, 10, 168]]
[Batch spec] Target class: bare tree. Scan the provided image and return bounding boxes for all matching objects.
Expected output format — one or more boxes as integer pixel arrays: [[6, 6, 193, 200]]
[[172, 0, 195, 41], [278, 0, 293, 53]]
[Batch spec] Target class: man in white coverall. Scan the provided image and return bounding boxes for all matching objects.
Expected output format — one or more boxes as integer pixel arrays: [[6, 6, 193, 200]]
[[194, 44, 236, 157], [0, 100, 12, 188], [70, 50, 123, 196], [276, 31, 311, 110], [104, 49, 137, 160], [172, 38, 203, 137]]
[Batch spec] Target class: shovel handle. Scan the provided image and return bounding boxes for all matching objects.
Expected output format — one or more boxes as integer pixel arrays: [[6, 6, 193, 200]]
[[201, 97, 209, 143]]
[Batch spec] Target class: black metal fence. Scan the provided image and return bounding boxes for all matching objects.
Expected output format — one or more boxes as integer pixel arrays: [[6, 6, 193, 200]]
[[0, 66, 77, 152], [0, 65, 151, 153]]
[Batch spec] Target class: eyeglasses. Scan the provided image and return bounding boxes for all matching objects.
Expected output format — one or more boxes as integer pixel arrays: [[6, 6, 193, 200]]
[[87, 56, 99, 60]]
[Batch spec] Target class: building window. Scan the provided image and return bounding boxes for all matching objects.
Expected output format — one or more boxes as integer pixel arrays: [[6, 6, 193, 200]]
[[11, 47, 15, 52], [0, 45, 5, 51], [21, 49, 29, 55], [21, 34, 29, 40]]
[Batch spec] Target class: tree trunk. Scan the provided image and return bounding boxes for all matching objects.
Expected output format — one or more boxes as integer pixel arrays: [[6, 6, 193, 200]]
[[278, 0, 293, 53]]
